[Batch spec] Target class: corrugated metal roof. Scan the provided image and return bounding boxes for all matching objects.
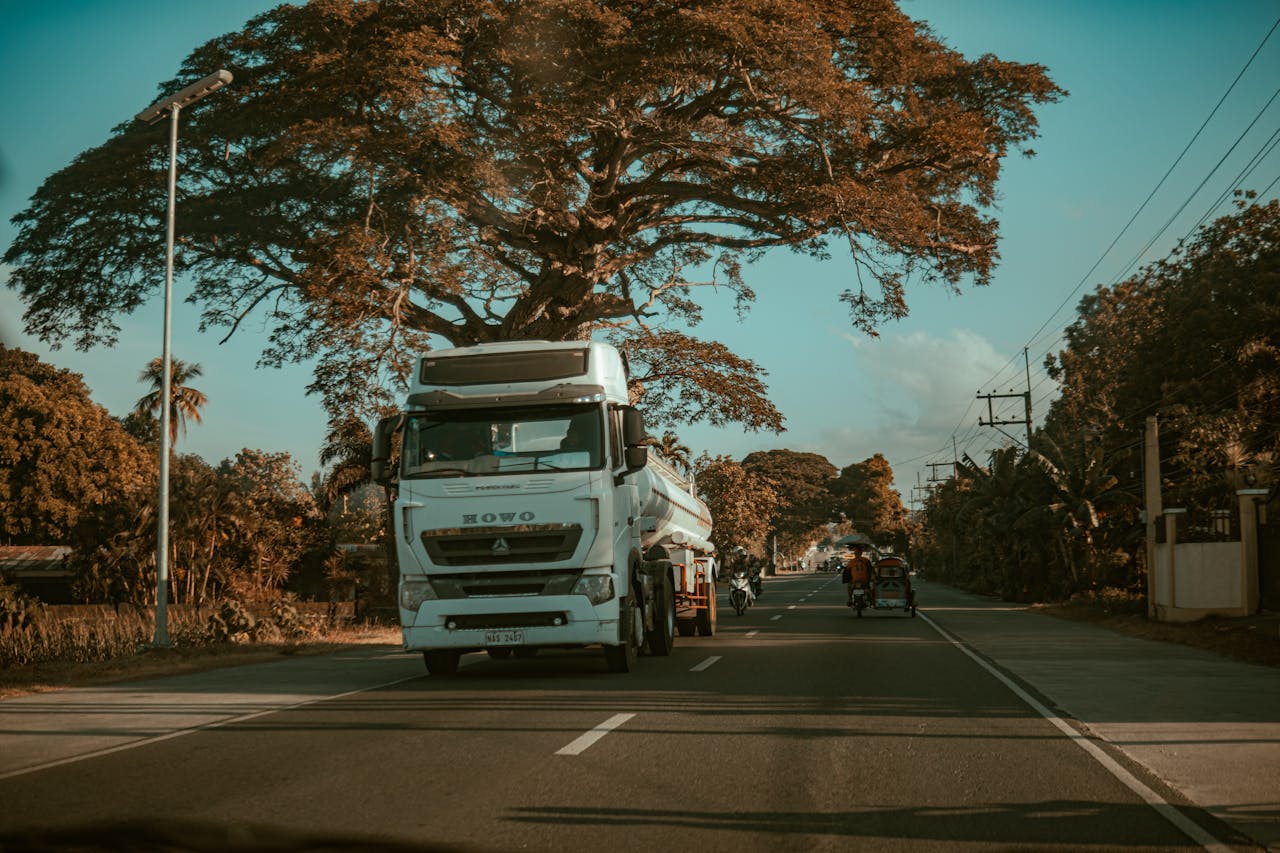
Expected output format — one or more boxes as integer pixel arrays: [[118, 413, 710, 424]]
[[0, 546, 73, 573]]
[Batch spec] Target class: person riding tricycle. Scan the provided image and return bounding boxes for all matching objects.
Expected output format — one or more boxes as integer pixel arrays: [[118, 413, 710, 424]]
[[841, 545, 874, 616]]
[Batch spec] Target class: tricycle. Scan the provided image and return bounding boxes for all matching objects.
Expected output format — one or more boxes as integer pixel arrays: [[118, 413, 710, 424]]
[[869, 556, 916, 617]]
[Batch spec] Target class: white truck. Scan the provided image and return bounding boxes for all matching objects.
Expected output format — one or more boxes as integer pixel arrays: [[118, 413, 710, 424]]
[[371, 340, 718, 674]]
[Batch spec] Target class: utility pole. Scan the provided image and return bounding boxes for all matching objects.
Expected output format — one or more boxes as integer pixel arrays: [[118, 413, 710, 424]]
[[976, 347, 1035, 450]]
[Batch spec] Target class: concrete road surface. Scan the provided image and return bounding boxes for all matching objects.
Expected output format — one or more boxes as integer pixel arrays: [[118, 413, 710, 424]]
[[1, 575, 1273, 852]]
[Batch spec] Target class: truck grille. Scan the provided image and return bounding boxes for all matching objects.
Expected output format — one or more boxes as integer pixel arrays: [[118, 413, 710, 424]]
[[447, 612, 569, 630], [420, 524, 582, 566], [427, 569, 581, 599]]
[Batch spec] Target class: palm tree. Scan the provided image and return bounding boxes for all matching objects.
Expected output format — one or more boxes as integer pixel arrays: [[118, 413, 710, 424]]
[[653, 430, 692, 473], [134, 357, 208, 445], [1019, 437, 1137, 594]]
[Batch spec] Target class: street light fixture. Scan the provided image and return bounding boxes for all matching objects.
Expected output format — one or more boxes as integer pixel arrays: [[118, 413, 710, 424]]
[[134, 70, 232, 646]]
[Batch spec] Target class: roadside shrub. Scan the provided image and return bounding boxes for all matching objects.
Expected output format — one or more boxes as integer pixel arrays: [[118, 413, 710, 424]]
[[207, 600, 257, 643], [269, 598, 308, 640], [0, 582, 45, 632]]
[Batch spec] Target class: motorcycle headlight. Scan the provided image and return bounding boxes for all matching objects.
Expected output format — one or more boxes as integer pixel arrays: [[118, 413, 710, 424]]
[[399, 577, 439, 611], [571, 573, 615, 605]]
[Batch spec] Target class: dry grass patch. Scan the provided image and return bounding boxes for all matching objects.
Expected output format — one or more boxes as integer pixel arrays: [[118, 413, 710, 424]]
[[0, 599, 400, 699]]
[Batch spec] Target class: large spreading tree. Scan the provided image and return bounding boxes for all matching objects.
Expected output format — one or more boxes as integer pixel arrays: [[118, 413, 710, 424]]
[[5, 0, 1062, 434]]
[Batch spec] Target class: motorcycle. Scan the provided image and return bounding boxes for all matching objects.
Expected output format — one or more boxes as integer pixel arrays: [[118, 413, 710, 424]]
[[849, 581, 869, 618], [748, 569, 763, 599], [729, 570, 755, 615]]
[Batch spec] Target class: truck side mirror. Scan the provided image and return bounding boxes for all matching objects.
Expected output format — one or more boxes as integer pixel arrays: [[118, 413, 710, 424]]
[[624, 445, 648, 473], [620, 406, 645, 447], [370, 414, 402, 485]]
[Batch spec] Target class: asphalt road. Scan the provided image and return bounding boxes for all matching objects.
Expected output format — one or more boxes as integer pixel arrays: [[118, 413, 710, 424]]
[[0, 575, 1237, 852]]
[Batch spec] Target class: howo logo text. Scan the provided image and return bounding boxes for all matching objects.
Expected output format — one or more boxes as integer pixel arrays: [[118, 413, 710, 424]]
[[463, 512, 535, 524]]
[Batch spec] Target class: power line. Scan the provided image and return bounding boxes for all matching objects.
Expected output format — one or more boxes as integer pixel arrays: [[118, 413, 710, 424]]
[[1017, 16, 1280, 353], [1109, 84, 1280, 285], [909, 18, 1280, 488]]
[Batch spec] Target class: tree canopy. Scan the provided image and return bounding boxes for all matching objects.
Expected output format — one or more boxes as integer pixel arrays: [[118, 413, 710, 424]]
[[0, 346, 154, 544], [693, 453, 778, 557], [832, 453, 908, 549], [5, 0, 1062, 431], [741, 448, 838, 541]]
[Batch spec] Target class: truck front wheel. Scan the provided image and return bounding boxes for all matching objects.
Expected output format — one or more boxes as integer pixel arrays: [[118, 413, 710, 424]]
[[604, 597, 641, 673], [423, 650, 461, 675]]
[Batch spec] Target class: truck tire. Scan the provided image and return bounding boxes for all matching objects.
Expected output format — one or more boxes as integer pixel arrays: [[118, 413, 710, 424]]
[[675, 617, 696, 637], [646, 575, 675, 656], [695, 580, 717, 636], [424, 650, 460, 675], [604, 597, 641, 673]]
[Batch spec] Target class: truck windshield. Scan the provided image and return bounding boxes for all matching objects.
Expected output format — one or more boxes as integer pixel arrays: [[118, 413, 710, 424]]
[[401, 405, 605, 479]]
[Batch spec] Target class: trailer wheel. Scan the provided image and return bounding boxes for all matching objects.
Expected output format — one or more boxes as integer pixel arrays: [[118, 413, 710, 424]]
[[424, 650, 460, 675], [604, 597, 641, 673], [646, 575, 675, 656], [695, 579, 717, 636]]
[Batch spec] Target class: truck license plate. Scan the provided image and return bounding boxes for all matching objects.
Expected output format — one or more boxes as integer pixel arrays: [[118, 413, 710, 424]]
[[484, 630, 525, 645]]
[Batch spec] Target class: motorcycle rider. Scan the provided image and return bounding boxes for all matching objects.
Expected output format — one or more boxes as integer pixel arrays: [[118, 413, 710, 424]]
[[748, 559, 763, 598], [845, 544, 873, 607]]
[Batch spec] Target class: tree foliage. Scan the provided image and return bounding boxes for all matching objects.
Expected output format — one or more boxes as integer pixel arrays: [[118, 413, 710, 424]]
[[1047, 197, 1280, 512], [5, 0, 1062, 432], [693, 453, 777, 557], [215, 449, 321, 598], [832, 453, 908, 549], [0, 346, 154, 544], [741, 449, 837, 542], [922, 198, 1278, 601]]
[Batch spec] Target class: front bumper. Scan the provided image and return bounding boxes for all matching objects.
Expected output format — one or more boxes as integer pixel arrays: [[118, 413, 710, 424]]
[[401, 594, 621, 652]]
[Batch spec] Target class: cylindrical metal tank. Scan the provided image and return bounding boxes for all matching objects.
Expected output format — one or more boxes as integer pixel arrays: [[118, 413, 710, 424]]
[[635, 452, 714, 553]]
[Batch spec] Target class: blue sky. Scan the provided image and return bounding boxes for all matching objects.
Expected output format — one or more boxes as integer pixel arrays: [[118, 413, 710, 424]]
[[2, 1, 1278, 505]]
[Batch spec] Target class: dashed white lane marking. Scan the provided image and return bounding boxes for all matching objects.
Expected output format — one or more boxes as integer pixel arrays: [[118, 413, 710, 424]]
[[919, 613, 1230, 853], [746, 630, 760, 637], [690, 656, 721, 672], [787, 605, 797, 610], [555, 713, 636, 756], [770, 615, 782, 621]]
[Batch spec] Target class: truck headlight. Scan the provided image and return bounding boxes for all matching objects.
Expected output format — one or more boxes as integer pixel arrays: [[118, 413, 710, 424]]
[[571, 574, 615, 605], [400, 577, 439, 611]]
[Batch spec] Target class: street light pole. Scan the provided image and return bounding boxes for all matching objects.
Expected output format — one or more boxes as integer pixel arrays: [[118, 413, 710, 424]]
[[135, 70, 232, 646]]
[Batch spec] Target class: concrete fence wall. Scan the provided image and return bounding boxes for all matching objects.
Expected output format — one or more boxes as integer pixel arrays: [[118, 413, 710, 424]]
[[1152, 539, 1247, 622]]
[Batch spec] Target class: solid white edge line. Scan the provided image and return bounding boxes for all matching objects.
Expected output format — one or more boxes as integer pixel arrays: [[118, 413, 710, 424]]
[[555, 712, 636, 756], [918, 612, 1231, 853], [689, 655, 721, 672]]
